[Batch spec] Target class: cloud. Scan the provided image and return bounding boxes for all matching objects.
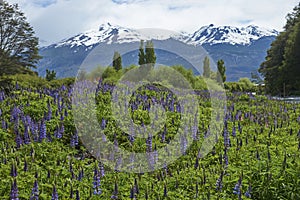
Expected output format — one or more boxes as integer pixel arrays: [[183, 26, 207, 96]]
[[6, 0, 300, 45]]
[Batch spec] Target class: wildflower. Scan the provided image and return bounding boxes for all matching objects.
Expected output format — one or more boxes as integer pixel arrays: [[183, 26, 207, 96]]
[[164, 183, 167, 197], [194, 157, 199, 169], [93, 166, 102, 195], [10, 179, 19, 200], [216, 172, 223, 191], [76, 190, 80, 200], [245, 185, 252, 198], [39, 120, 47, 141], [10, 163, 17, 177], [24, 125, 31, 145], [233, 177, 242, 195], [99, 163, 105, 177], [30, 180, 39, 200], [51, 185, 58, 200], [130, 186, 135, 199], [111, 182, 118, 199]]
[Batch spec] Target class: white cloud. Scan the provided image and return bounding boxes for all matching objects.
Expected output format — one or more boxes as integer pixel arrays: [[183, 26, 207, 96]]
[[6, 0, 300, 45]]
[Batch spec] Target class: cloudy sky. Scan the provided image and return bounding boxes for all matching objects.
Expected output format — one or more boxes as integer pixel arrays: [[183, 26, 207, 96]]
[[6, 0, 300, 45]]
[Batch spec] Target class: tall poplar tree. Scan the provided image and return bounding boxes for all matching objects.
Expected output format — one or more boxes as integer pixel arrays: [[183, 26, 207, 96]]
[[112, 51, 122, 71], [203, 56, 211, 78]]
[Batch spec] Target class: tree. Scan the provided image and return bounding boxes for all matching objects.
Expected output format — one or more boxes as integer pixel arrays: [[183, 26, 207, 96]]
[[259, 2, 300, 95], [45, 69, 56, 81], [112, 51, 122, 71], [216, 59, 226, 84], [145, 40, 156, 67], [202, 56, 211, 78], [138, 40, 145, 66], [282, 20, 300, 94], [0, 1, 40, 76]]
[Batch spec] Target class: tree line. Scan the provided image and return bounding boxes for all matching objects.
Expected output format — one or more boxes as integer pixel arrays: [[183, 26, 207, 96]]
[[259, 3, 300, 96]]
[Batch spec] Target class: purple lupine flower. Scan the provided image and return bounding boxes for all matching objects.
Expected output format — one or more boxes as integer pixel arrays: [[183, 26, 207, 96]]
[[39, 120, 47, 141], [111, 182, 118, 199], [46, 100, 52, 121], [10, 179, 19, 200], [59, 124, 64, 138], [194, 158, 199, 169], [130, 186, 135, 199], [15, 132, 23, 149], [128, 134, 134, 144], [93, 166, 102, 195], [215, 173, 223, 191], [98, 163, 105, 177], [30, 180, 39, 200], [77, 168, 83, 181], [70, 134, 77, 147], [2, 119, 8, 130], [101, 118, 106, 129], [24, 125, 31, 145], [60, 113, 64, 121], [163, 183, 167, 197], [232, 126, 236, 137], [134, 178, 139, 194], [224, 152, 229, 167], [51, 185, 58, 200], [11, 163, 17, 177], [24, 158, 28, 172], [238, 122, 242, 133], [76, 190, 80, 200], [146, 134, 153, 153], [233, 177, 242, 195], [223, 129, 230, 148], [180, 134, 188, 155], [245, 185, 252, 198]]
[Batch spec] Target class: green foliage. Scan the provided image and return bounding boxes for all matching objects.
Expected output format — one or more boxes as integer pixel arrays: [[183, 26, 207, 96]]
[[112, 51, 122, 71], [101, 66, 122, 84], [217, 59, 226, 84], [138, 40, 146, 66], [225, 78, 257, 92], [0, 74, 74, 90], [0, 1, 41, 76], [203, 56, 211, 78], [0, 73, 300, 199], [145, 40, 156, 67], [45, 69, 56, 81], [259, 2, 300, 96]]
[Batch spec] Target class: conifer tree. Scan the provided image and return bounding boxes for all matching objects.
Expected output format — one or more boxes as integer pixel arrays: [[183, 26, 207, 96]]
[[138, 40, 145, 66], [203, 56, 211, 78], [217, 59, 226, 84], [112, 51, 122, 71]]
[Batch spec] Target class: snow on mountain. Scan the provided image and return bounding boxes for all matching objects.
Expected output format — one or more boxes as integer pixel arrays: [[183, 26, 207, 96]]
[[53, 23, 182, 48], [49, 23, 278, 49], [186, 24, 278, 46]]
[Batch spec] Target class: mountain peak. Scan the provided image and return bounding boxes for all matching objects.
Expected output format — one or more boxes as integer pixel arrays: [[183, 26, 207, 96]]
[[186, 24, 278, 46], [50, 23, 278, 49]]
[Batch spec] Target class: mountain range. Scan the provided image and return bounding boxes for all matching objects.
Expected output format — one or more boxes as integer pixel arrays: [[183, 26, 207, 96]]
[[37, 23, 278, 81]]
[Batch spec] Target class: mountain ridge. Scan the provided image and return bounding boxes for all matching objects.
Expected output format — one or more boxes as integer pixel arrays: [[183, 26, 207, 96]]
[[38, 22, 278, 81], [43, 22, 278, 48]]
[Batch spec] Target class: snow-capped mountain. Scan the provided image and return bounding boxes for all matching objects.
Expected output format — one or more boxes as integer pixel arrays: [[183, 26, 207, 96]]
[[48, 22, 277, 49], [52, 23, 185, 49], [38, 22, 278, 81], [186, 24, 278, 45]]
